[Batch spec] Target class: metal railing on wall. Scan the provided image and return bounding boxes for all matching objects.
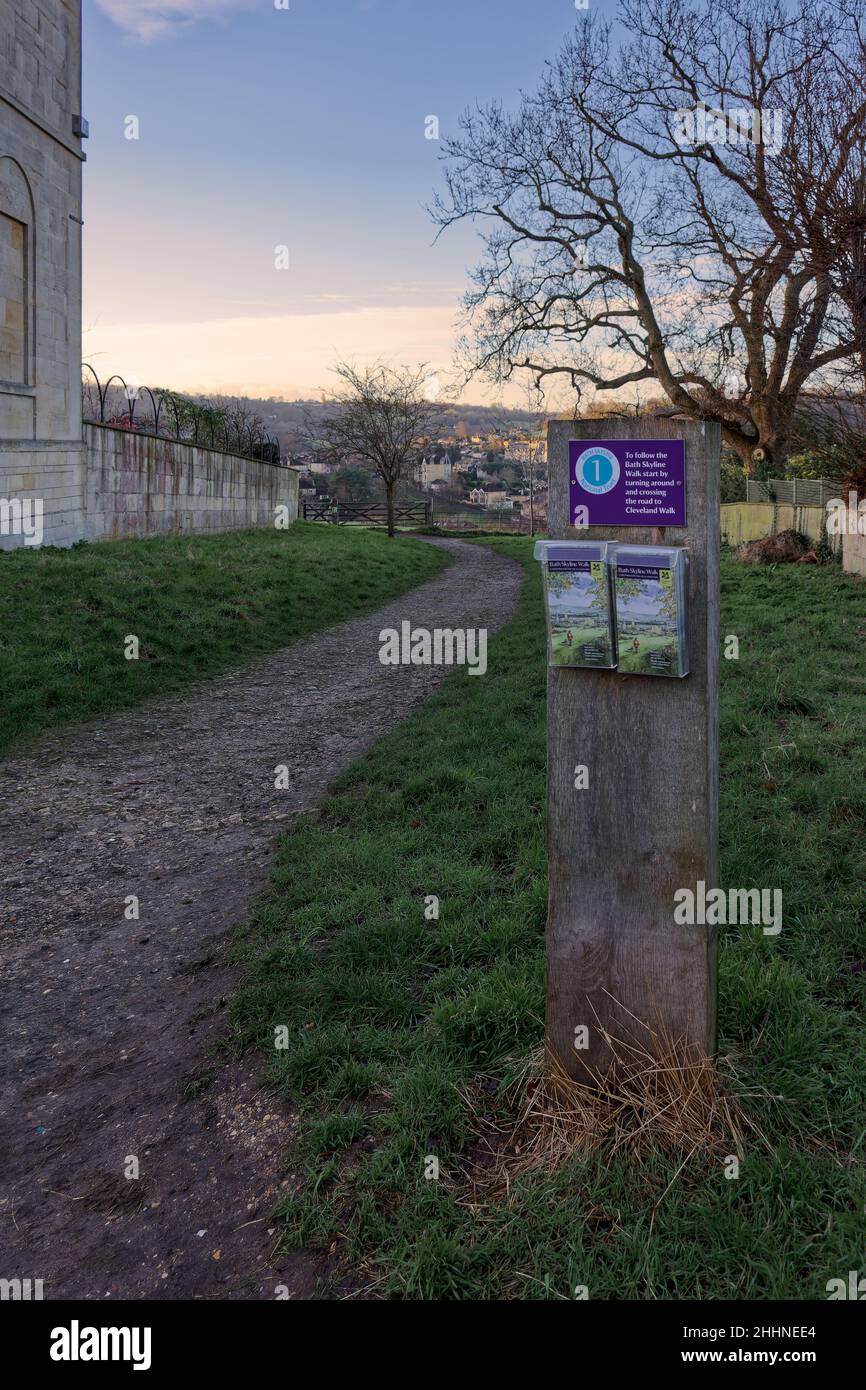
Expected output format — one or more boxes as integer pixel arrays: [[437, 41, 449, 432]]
[[82, 365, 283, 465]]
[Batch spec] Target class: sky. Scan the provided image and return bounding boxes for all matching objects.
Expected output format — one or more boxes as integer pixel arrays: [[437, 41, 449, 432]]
[[82, 0, 603, 405], [550, 579, 598, 615], [619, 582, 668, 619]]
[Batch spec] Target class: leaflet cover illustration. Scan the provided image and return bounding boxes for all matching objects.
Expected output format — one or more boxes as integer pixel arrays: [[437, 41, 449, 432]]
[[613, 546, 689, 678], [535, 540, 616, 669]]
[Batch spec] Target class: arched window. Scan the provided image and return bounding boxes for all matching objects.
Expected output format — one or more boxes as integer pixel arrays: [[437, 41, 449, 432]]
[[0, 156, 35, 387]]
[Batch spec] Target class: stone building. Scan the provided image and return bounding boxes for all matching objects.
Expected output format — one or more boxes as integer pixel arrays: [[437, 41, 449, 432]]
[[0, 4, 297, 547], [416, 454, 453, 489], [0, 1, 85, 548]]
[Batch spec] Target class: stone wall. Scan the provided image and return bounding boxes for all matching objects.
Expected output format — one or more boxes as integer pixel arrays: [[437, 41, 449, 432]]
[[0, 1, 84, 506], [0, 441, 83, 546], [83, 423, 298, 542], [1, 421, 298, 549]]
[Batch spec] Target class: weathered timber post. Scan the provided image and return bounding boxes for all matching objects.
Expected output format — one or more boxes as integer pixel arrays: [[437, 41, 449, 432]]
[[546, 417, 720, 1079]]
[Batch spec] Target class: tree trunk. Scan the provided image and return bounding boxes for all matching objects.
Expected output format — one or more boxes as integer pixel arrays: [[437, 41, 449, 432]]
[[386, 483, 395, 538], [730, 438, 757, 476], [728, 434, 781, 479], [753, 440, 784, 482]]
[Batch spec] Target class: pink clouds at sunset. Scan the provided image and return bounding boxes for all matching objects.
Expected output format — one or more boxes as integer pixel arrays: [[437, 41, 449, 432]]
[[82, 1, 581, 404], [82, 303, 465, 401], [93, 1, 259, 42]]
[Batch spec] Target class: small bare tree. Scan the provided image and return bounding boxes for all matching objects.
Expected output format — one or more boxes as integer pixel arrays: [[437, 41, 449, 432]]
[[320, 363, 440, 536]]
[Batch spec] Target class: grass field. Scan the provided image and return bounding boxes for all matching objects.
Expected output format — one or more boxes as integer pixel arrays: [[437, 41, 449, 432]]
[[0, 524, 449, 757], [231, 540, 866, 1299], [616, 632, 681, 675], [551, 623, 611, 666]]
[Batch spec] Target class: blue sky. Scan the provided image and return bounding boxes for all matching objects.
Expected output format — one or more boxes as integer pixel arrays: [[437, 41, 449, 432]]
[[619, 582, 669, 619], [82, 0, 602, 400], [550, 576, 599, 615]]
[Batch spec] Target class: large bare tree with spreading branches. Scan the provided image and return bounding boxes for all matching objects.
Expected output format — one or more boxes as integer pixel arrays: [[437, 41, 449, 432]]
[[320, 363, 439, 536], [433, 0, 866, 474]]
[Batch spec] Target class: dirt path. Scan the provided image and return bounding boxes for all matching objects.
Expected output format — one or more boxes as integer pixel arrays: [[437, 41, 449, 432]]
[[0, 538, 523, 1300]]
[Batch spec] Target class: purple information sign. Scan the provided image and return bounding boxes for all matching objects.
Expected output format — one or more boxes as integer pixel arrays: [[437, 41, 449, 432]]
[[568, 439, 686, 527]]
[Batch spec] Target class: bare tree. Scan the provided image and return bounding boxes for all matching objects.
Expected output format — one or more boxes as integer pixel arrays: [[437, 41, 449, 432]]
[[319, 363, 440, 537], [433, 0, 866, 473], [790, 391, 866, 493], [781, 9, 866, 395]]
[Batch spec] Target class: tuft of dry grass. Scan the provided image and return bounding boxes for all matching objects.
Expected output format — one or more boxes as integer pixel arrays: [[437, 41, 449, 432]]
[[461, 1021, 767, 1205]]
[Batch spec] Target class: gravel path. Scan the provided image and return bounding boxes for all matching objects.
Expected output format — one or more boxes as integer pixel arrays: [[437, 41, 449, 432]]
[[0, 537, 523, 1300]]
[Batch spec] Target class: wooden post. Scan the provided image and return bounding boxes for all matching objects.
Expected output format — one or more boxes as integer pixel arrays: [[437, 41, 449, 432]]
[[546, 417, 720, 1079]]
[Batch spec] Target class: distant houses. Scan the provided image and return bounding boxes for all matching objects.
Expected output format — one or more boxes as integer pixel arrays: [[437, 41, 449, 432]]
[[469, 485, 508, 508], [416, 454, 453, 488], [617, 617, 673, 636], [467, 484, 548, 518], [291, 434, 549, 524]]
